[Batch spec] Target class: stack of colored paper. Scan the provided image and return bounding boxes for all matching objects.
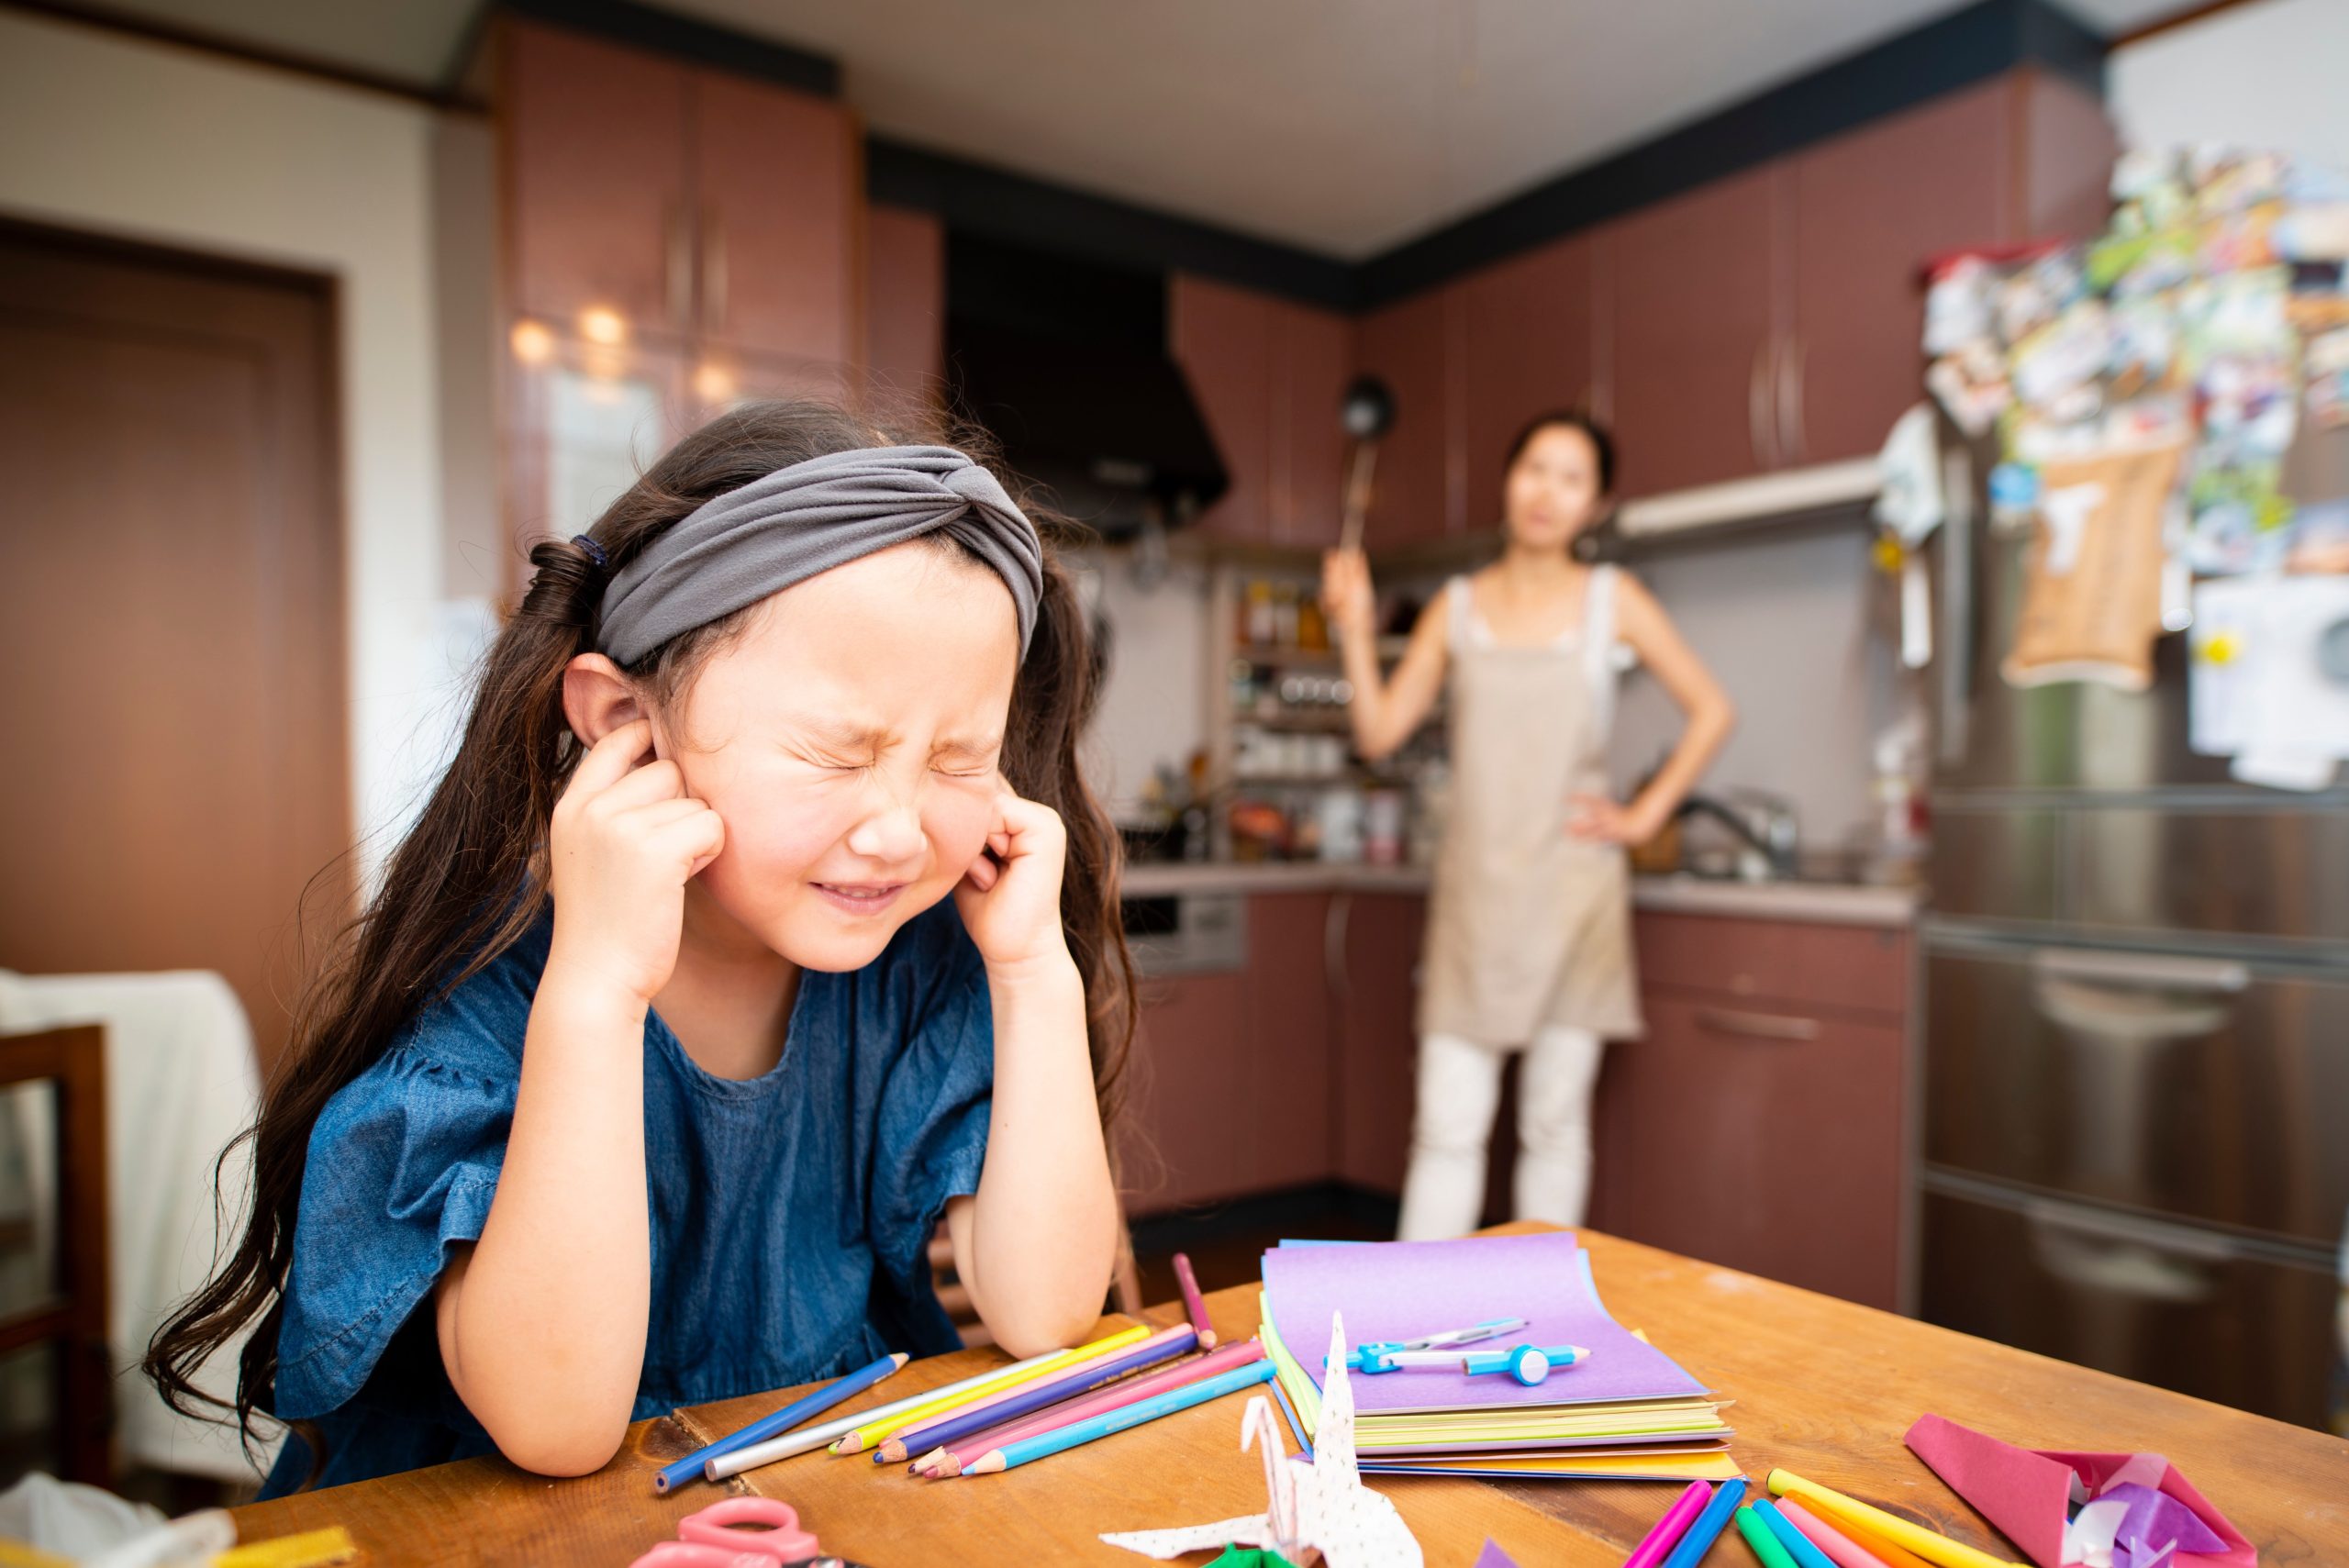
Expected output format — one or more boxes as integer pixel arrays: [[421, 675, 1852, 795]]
[[1258, 1232, 1738, 1481]]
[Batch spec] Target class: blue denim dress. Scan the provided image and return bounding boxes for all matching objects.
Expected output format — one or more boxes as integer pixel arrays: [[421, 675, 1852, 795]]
[[259, 898, 993, 1496]]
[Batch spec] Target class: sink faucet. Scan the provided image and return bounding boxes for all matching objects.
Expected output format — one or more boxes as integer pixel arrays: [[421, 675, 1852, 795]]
[[1675, 793, 1799, 881]]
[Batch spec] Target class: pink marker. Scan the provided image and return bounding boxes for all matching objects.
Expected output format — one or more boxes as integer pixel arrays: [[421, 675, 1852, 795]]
[[1780, 1500, 1894, 1568], [1622, 1480, 1712, 1568]]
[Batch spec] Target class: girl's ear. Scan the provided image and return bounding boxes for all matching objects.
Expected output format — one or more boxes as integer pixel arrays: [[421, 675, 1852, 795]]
[[561, 653, 645, 748]]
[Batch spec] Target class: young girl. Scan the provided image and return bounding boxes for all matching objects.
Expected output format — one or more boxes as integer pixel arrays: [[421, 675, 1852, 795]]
[[1322, 412, 1731, 1241], [147, 402, 1130, 1494]]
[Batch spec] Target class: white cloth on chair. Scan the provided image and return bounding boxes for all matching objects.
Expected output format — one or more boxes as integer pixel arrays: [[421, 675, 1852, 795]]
[[0, 971, 278, 1480]]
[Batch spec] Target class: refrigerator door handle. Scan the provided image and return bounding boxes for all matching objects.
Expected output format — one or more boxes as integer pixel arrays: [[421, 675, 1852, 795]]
[[2022, 1196, 2227, 1304], [2030, 949, 2252, 994]]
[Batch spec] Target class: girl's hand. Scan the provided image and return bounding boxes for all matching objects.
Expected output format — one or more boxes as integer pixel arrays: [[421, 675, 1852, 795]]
[[1567, 792, 1666, 848], [546, 719, 726, 1006], [953, 790, 1072, 975], [1320, 548, 1378, 645]]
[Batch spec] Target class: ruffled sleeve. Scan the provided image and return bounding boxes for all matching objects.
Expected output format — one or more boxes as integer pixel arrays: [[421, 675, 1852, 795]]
[[271, 1030, 516, 1422], [865, 915, 994, 1302]]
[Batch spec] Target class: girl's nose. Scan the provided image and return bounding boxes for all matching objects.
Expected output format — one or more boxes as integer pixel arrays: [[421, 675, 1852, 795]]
[[844, 790, 926, 865]]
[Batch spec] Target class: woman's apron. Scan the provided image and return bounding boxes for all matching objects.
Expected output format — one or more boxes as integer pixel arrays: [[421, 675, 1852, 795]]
[[1418, 568, 1643, 1043]]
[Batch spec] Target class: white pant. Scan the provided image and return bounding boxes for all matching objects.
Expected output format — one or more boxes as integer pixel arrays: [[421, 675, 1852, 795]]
[[1395, 1026, 1605, 1241]]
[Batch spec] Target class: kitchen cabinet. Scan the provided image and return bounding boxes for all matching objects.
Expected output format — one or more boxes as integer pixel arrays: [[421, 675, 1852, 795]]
[[1170, 278, 1353, 548], [1594, 911, 1910, 1309], [1459, 233, 1600, 532], [864, 204, 945, 417], [690, 69, 857, 364], [1118, 970, 1247, 1214], [1604, 165, 1783, 498], [1355, 288, 1464, 546], [1787, 81, 2009, 464], [1332, 894, 1426, 1196]]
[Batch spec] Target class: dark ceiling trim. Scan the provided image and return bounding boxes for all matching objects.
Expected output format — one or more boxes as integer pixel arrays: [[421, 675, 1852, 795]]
[[869, 138, 1357, 312], [2111, 0, 2262, 48], [1356, 0, 2106, 307], [0, 0, 466, 108], [488, 0, 838, 96]]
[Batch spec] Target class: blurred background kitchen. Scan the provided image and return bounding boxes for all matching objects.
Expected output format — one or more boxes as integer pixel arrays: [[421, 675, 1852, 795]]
[[2, 0, 2345, 1503]]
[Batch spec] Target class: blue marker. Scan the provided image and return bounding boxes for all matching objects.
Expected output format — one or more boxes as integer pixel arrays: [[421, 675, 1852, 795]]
[[1752, 1499, 1840, 1568], [1659, 1477, 1749, 1568]]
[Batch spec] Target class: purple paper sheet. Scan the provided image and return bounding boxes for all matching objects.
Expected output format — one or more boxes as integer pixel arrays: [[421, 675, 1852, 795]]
[[1264, 1232, 1708, 1415]]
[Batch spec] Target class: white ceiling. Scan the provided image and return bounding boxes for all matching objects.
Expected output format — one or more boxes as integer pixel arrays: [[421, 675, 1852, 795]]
[[83, 0, 2187, 257]]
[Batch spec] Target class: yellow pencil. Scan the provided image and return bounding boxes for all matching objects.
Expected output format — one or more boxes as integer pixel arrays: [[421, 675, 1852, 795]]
[[829, 1324, 1150, 1454], [1767, 1470, 2026, 1568]]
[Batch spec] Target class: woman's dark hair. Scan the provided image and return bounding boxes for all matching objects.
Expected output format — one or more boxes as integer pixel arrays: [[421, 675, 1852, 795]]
[[144, 399, 1135, 1473], [1504, 409, 1616, 495]]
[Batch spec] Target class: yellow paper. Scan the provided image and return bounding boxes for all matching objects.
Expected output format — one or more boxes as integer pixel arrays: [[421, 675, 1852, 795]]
[[1769, 1469, 2027, 1568], [213, 1528, 358, 1568], [837, 1322, 1149, 1447]]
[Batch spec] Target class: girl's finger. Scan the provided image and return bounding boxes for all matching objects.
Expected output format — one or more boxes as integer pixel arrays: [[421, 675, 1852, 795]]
[[595, 757, 690, 810], [962, 853, 999, 893], [567, 719, 655, 799], [628, 796, 713, 830]]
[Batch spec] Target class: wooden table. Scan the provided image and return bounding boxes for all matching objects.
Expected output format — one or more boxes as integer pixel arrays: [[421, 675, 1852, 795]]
[[231, 1226, 2349, 1564]]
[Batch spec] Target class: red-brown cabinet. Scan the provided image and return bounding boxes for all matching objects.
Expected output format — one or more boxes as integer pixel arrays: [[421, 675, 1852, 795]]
[[1332, 894, 1426, 1197], [864, 204, 946, 416], [1459, 233, 1600, 532], [1603, 165, 1784, 498], [690, 70, 857, 366], [1355, 289, 1463, 546], [1171, 277, 1353, 548]]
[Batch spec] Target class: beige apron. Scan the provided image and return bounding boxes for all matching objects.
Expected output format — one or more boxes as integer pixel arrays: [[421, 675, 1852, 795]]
[[1418, 568, 1643, 1043]]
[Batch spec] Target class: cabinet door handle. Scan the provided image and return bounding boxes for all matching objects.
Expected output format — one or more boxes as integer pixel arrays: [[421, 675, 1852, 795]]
[[1695, 1006, 1818, 1041], [702, 208, 728, 333], [2031, 949, 2250, 994], [1776, 335, 1806, 465], [1748, 339, 1776, 470], [664, 201, 693, 329]]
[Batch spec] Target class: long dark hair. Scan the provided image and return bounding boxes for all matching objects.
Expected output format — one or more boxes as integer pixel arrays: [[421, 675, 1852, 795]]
[[145, 399, 1135, 1464]]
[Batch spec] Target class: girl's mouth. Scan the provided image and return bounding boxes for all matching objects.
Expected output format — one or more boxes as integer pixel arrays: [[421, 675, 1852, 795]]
[[811, 881, 907, 916]]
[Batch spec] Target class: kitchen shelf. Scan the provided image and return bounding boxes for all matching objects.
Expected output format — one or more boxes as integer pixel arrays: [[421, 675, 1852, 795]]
[[1230, 639, 1409, 667]]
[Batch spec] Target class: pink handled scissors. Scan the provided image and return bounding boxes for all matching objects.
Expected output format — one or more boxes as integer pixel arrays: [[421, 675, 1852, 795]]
[[629, 1497, 853, 1568]]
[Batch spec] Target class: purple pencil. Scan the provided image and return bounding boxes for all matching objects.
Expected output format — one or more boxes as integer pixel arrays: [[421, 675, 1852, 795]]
[[874, 1323, 1197, 1464]]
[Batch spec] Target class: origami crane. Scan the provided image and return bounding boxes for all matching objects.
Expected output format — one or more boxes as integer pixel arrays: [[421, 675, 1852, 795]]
[[1905, 1414, 2255, 1568], [1101, 1312, 1425, 1568]]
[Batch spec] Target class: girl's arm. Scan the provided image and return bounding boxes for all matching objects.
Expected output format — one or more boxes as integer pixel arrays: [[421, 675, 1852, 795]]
[[1322, 549, 1450, 762], [1570, 575, 1735, 844], [435, 720, 724, 1476], [948, 795, 1118, 1356]]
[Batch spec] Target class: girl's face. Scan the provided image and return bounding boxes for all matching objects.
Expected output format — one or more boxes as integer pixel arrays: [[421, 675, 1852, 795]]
[[661, 540, 1020, 973], [1502, 424, 1606, 550]]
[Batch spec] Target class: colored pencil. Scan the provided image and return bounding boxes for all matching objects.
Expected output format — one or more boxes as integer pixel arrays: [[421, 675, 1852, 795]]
[[1779, 1502, 1898, 1568], [876, 1324, 1197, 1463], [1736, 1506, 1801, 1568], [1171, 1251, 1218, 1348], [1753, 1500, 1842, 1568], [1658, 1478, 1748, 1568], [1766, 1471, 2023, 1568], [958, 1359, 1277, 1474], [651, 1351, 905, 1494], [1788, 1496, 1935, 1568], [913, 1339, 1266, 1477], [828, 1324, 1151, 1454], [1621, 1480, 1711, 1568], [703, 1345, 1076, 1481]]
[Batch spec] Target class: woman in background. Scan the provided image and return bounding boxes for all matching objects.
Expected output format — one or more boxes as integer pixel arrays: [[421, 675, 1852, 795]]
[[1322, 412, 1731, 1240]]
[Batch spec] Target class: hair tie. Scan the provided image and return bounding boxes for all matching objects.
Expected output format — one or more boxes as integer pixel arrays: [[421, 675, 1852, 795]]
[[571, 533, 608, 572]]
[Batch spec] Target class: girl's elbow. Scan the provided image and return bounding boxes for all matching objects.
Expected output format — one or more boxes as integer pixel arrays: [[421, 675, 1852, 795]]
[[493, 1414, 629, 1478]]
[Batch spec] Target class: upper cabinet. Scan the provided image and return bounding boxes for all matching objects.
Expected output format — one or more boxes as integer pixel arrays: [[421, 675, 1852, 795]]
[[1355, 286, 1463, 546], [864, 205, 946, 417], [1171, 275, 1353, 549], [503, 24, 691, 335], [498, 18, 858, 365], [1459, 232, 1600, 532], [1787, 81, 2010, 465], [1604, 165, 1783, 498]]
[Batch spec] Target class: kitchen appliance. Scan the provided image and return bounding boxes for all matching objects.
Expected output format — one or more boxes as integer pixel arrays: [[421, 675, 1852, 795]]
[[1917, 446, 2349, 1429], [1119, 893, 1245, 978]]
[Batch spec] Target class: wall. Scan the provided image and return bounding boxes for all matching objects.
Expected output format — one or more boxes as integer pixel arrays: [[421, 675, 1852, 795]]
[[1079, 547, 1212, 817], [1609, 525, 1896, 858], [0, 11, 461, 884], [2108, 0, 2349, 170]]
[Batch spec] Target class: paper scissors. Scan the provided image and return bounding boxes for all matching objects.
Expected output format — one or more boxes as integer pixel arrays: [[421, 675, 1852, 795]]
[[628, 1497, 867, 1568]]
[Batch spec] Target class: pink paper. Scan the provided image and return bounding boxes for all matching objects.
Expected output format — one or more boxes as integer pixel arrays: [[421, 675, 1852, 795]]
[[1904, 1414, 2255, 1568]]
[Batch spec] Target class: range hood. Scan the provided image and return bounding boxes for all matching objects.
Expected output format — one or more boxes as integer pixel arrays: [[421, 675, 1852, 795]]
[[1613, 457, 1881, 541], [948, 317, 1228, 539]]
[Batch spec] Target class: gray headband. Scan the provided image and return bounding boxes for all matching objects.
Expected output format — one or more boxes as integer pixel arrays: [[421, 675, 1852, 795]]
[[595, 445, 1044, 667]]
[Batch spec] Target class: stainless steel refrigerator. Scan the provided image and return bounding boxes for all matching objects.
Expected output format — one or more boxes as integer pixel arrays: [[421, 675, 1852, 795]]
[[1919, 461, 2349, 1430]]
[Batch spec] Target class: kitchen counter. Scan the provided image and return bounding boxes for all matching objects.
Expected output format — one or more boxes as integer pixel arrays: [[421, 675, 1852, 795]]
[[1121, 859, 1920, 927]]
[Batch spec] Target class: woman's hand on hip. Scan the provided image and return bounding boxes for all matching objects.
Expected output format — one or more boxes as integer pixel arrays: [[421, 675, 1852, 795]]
[[1566, 792, 1666, 847], [545, 718, 725, 1006], [955, 789, 1073, 976]]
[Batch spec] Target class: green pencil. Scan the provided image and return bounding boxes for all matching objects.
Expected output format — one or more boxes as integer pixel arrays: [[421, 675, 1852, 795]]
[[1734, 1504, 1800, 1568]]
